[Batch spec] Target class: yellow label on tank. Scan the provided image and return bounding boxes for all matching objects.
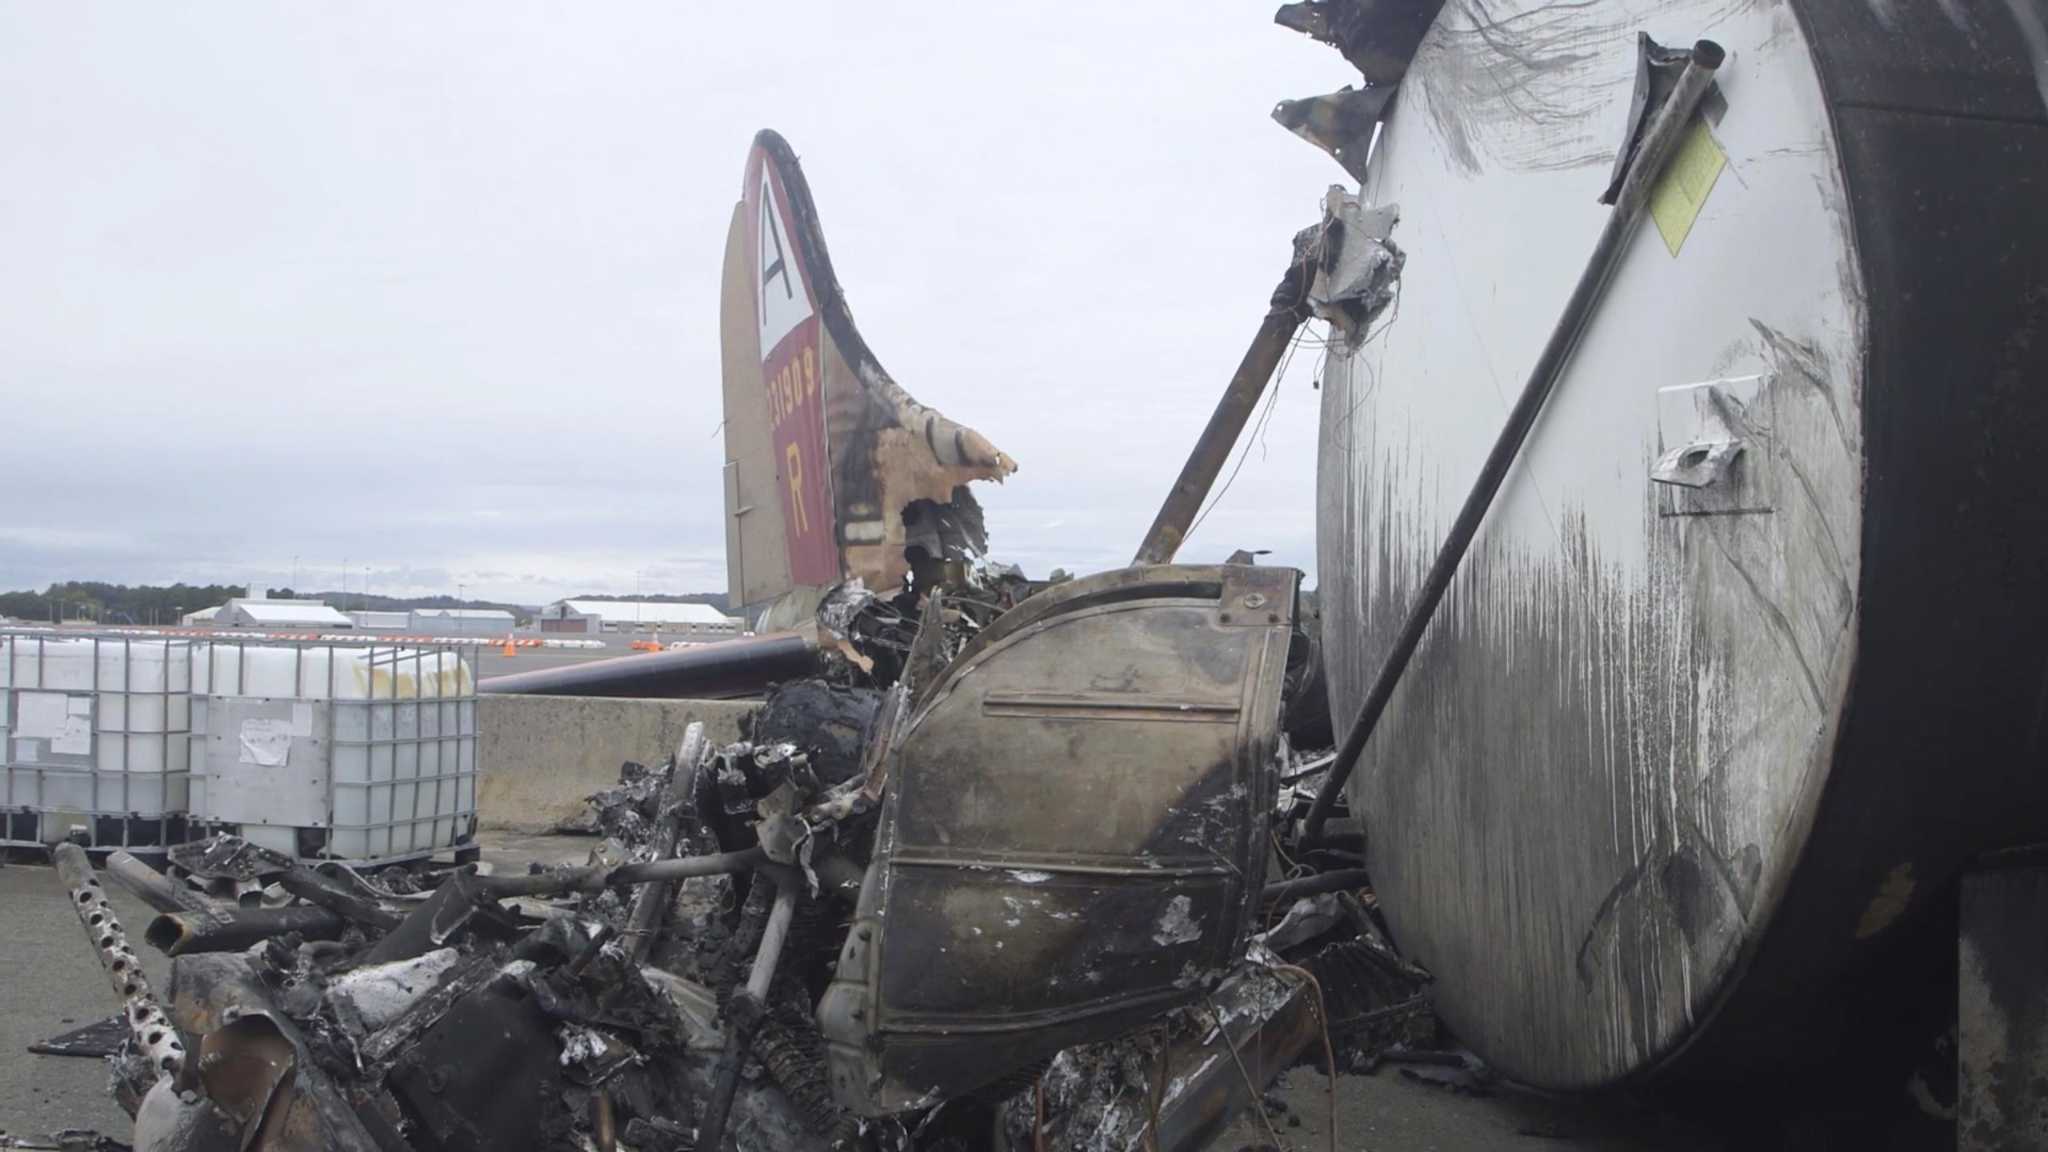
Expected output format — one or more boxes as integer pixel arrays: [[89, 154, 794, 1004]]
[[1650, 119, 1726, 257]]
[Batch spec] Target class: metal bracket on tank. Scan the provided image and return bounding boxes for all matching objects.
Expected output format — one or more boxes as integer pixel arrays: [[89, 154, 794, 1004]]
[[1652, 375, 1771, 509], [1651, 438, 1743, 488], [1650, 384, 1747, 489]]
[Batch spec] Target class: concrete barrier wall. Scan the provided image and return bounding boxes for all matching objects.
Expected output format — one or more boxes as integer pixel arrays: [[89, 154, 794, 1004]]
[[477, 694, 754, 832]]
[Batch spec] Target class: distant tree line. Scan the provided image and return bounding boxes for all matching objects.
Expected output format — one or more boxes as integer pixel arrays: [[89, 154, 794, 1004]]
[[0, 582, 246, 626]]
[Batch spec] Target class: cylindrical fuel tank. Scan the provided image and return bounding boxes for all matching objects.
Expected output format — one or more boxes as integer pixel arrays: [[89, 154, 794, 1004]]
[[1316, 0, 2048, 1090]]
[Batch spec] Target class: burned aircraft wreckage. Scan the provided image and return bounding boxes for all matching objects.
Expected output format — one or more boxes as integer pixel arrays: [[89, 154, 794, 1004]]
[[36, 0, 2048, 1147], [42, 554, 1428, 1152], [35, 21, 1420, 1150]]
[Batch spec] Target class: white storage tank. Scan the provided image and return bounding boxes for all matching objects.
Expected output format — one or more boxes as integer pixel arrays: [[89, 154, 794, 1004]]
[[189, 639, 479, 864], [1304, 0, 2048, 1093], [0, 632, 192, 853]]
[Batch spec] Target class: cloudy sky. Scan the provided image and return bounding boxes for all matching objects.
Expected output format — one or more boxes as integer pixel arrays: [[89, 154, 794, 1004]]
[[0, 4, 1358, 605]]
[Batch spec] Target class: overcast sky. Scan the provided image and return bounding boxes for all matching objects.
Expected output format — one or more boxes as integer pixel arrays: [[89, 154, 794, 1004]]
[[0, 4, 1358, 604]]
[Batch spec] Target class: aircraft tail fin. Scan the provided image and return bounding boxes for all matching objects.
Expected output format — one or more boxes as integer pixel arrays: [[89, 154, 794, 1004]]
[[719, 131, 1015, 625]]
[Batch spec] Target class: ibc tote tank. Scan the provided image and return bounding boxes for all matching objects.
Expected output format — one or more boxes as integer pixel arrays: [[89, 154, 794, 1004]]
[[190, 640, 479, 864], [1313, 0, 2048, 1091], [0, 632, 191, 852]]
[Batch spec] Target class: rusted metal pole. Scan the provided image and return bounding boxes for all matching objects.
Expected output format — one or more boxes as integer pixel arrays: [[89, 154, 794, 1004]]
[[1302, 41, 1726, 843], [52, 843, 186, 1081], [1132, 253, 1316, 567]]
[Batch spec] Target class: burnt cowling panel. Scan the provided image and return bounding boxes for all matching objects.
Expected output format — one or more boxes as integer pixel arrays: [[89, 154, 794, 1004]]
[[819, 565, 1296, 1114]]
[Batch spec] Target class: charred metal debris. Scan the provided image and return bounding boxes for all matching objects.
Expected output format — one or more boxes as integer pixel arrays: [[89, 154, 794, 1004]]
[[1271, 0, 1446, 180], [41, 562, 1444, 1152]]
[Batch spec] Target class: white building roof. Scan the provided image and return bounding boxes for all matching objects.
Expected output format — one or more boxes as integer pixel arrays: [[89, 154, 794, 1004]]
[[412, 608, 515, 621], [559, 600, 733, 625], [182, 606, 222, 623], [231, 600, 354, 626]]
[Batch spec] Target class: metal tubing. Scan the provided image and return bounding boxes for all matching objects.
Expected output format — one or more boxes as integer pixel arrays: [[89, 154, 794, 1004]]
[[477, 632, 816, 699], [1132, 256, 1316, 567], [745, 878, 800, 1002], [474, 845, 766, 899], [608, 845, 769, 887], [105, 850, 218, 917], [700, 1026, 753, 1145], [1303, 41, 1725, 842], [53, 843, 186, 1080], [143, 905, 345, 957], [623, 723, 707, 964], [117, 637, 127, 848], [406, 645, 422, 855], [700, 873, 799, 1148]]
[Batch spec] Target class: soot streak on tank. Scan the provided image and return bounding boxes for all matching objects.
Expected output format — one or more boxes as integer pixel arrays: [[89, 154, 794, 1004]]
[[1337, 398, 1756, 1077], [1320, 307, 1862, 1083], [1409, 0, 1759, 176]]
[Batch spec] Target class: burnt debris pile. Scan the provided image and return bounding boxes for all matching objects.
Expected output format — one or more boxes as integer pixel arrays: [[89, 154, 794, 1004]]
[[43, 565, 1439, 1152]]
